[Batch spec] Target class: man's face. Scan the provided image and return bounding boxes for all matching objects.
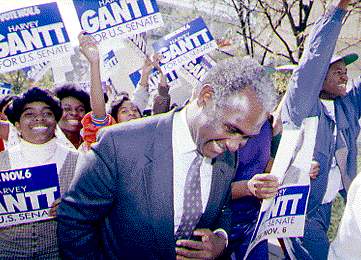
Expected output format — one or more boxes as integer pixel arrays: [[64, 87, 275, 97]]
[[191, 88, 268, 159], [322, 60, 348, 99]]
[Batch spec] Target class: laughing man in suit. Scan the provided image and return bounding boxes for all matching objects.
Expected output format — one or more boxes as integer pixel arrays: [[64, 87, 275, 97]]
[[56, 57, 277, 260]]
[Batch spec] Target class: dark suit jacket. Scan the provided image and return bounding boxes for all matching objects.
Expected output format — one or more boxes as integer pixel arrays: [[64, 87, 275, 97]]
[[57, 109, 237, 260]]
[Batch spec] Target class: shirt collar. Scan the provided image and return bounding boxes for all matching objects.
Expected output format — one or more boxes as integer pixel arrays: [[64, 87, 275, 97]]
[[173, 108, 197, 156], [173, 108, 212, 165]]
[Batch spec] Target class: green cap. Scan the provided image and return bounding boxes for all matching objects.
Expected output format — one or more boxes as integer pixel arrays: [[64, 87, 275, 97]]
[[330, 53, 358, 66]]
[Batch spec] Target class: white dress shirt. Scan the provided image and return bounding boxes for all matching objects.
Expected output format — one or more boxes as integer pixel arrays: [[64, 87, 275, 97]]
[[172, 108, 213, 233], [172, 109, 228, 245]]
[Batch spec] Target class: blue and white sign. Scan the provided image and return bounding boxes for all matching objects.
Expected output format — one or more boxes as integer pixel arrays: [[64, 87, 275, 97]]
[[250, 185, 309, 245], [23, 60, 52, 81], [178, 54, 216, 86], [103, 50, 118, 70], [52, 56, 75, 84], [152, 17, 217, 74], [0, 2, 73, 74], [73, 0, 163, 47], [72, 81, 109, 94], [0, 82, 11, 97], [244, 117, 319, 259], [129, 68, 178, 94], [128, 32, 147, 55], [0, 164, 60, 227], [101, 49, 118, 81]]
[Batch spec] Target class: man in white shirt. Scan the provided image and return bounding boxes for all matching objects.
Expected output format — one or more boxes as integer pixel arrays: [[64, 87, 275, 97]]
[[57, 57, 278, 260]]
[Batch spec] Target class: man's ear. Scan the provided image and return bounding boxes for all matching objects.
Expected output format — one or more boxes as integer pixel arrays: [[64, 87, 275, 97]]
[[197, 85, 214, 107]]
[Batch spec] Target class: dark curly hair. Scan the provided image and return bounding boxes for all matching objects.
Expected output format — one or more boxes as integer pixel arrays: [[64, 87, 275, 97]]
[[4, 87, 63, 125], [110, 96, 142, 123], [54, 84, 91, 113], [0, 95, 14, 112]]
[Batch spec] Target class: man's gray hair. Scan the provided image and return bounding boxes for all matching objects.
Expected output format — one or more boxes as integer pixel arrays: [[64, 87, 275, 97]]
[[199, 57, 276, 112]]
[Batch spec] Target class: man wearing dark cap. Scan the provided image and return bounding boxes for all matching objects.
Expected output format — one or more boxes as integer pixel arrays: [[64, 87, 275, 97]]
[[282, 0, 359, 259]]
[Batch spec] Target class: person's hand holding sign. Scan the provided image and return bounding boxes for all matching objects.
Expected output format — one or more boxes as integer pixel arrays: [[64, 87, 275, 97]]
[[309, 160, 320, 180], [247, 174, 279, 199], [49, 198, 61, 217], [78, 31, 99, 65]]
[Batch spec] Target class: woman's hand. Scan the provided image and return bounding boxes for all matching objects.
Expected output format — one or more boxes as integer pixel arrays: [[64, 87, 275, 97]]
[[78, 31, 100, 65]]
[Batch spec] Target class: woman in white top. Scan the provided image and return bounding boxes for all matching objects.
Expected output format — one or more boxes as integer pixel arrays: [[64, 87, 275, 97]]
[[0, 87, 82, 259], [0, 85, 91, 152]]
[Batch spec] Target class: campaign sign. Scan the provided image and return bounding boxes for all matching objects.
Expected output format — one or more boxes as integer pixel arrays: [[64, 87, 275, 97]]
[[103, 50, 118, 71], [244, 117, 318, 259], [0, 82, 11, 97], [0, 2, 73, 74], [102, 49, 119, 80], [250, 185, 309, 248], [129, 68, 179, 94], [0, 164, 60, 228], [129, 32, 147, 55], [23, 60, 52, 81], [52, 56, 75, 84], [152, 17, 217, 74], [178, 55, 216, 86], [73, 0, 163, 46]]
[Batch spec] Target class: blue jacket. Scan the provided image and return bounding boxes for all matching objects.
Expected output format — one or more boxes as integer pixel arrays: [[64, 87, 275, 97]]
[[282, 6, 361, 215], [56, 109, 236, 260]]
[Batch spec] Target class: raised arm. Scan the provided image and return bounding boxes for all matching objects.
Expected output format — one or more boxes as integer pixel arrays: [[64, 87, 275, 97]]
[[78, 31, 105, 119], [131, 56, 153, 112], [284, 0, 351, 126], [152, 53, 171, 115]]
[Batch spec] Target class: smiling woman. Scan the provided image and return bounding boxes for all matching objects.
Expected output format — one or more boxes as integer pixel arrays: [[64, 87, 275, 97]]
[[16, 102, 57, 143], [5, 88, 62, 137], [0, 87, 82, 259], [54, 84, 91, 150]]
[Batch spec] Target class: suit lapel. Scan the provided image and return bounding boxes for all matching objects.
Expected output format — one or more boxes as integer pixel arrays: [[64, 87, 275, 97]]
[[143, 111, 177, 259], [142, 108, 236, 257], [197, 150, 236, 229]]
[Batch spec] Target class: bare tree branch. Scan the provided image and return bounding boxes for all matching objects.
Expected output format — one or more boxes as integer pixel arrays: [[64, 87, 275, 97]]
[[258, 0, 297, 63], [236, 30, 294, 61]]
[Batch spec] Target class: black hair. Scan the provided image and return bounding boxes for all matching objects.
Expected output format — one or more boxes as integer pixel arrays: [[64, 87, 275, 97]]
[[0, 95, 14, 111], [110, 96, 142, 123], [54, 84, 91, 113], [4, 87, 63, 125], [104, 92, 109, 104]]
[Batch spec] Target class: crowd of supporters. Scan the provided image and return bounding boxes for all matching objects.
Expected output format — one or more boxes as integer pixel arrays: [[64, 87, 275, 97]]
[[1, 1, 361, 259]]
